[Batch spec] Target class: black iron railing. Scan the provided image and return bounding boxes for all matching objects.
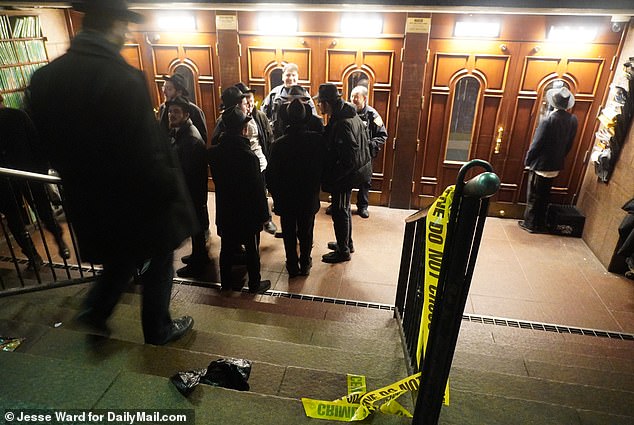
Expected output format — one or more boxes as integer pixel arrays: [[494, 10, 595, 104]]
[[0, 167, 97, 296], [394, 159, 500, 425]]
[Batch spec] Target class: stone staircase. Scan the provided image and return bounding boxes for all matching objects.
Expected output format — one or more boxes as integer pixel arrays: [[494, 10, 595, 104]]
[[0, 283, 633, 425]]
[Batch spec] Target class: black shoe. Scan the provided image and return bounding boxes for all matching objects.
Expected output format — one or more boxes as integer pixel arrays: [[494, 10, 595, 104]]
[[357, 208, 369, 219], [327, 241, 354, 253], [286, 261, 300, 278], [264, 221, 277, 235], [322, 250, 351, 263], [275, 231, 284, 238], [74, 309, 111, 337], [176, 264, 205, 278], [518, 221, 536, 233], [181, 255, 211, 265], [248, 280, 271, 294], [325, 205, 332, 215], [149, 316, 194, 345], [299, 258, 312, 276]]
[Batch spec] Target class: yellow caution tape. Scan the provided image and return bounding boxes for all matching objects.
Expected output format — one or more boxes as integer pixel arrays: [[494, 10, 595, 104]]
[[302, 372, 421, 421], [302, 187, 456, 421], [418, 185, 454, 405]]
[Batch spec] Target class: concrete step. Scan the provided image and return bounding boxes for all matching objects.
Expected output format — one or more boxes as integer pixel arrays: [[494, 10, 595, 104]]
[[0, 283, 404, 355], [0, 351, 411, 425]]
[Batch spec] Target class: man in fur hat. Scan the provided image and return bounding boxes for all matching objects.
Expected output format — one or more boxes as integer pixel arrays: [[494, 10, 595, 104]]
[[519, 86, 578, 233]]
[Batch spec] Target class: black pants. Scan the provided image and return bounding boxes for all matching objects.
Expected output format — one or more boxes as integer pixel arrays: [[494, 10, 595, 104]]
[[280, 211, 316, 269], [356, 179, 370, 210], [524, 170, 554, 229], [219, 231, 261, 290], [331, 189, 353, 254], [0, 181, 63, 259], [189, 202, 209, 263], [83, 251, 175, 344]]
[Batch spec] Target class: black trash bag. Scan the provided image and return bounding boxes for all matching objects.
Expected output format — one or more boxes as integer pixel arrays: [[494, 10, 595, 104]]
[[170, 368, 207, 397], [201, 358, 252, 391], [171, 358, 252, 396]]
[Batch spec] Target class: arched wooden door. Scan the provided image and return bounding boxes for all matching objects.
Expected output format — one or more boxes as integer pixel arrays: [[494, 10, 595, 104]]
[[413, 15, 619, 216]]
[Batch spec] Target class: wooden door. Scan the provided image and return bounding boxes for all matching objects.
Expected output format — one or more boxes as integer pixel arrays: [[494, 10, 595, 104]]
[[414, 38, 523, 208], [414, 23, 618, 215]]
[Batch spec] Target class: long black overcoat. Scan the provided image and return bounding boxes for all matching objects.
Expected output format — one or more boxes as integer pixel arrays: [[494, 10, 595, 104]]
[[28, 31, 196, 263]]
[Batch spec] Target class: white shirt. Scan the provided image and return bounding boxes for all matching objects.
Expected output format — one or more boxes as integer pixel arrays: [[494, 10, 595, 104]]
[[247, 119, 267, 172]]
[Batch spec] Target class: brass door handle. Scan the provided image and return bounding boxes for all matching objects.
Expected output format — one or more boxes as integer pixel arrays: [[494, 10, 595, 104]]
[[494, 126, 504, 154]]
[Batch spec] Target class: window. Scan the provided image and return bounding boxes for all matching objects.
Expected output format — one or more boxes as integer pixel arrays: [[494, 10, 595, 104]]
[[269, 68, 283, 90], [347, 70, 369, 100], [173, 65, 195, 103], [446, 76, 480, 162]]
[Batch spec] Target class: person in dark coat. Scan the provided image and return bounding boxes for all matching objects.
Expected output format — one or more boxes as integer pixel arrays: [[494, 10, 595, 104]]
[[158, 73, 208, 144], [519, 86, 578, 233], [166, 96, 210, 278], [315, 83, 372, 263], [27, 0, 196, 345], [0, 99, 70, 269], [234, 82, 275, 160], [278, 85, 325, 135], [267, 99, 326, 277], [208, 106, 271, 294]]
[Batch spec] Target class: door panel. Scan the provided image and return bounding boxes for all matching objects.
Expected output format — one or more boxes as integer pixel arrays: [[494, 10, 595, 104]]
[[415, 40, 519, 208]]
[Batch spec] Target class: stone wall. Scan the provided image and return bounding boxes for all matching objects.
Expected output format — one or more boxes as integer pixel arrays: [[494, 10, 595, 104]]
[[578, 21, 634, 269]]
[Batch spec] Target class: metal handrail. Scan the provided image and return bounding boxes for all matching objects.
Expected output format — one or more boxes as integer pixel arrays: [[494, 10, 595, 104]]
[[0, 166, 61, 184]]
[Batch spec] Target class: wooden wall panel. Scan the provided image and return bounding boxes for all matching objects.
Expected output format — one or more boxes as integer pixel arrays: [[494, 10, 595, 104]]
[[433, 55, 468, 87], [422, 92, 449, 179], [474, 56, 508, 90], [362, 51, 393, 84], [248, 47, 276, 80], [280, 49, 311, 78], [153, 46, 180, 75], [121, 44, 142, 70], [473, 96, 500, 160], [182, 46, 213, 75], [521, 58, 559, 91], [566, 58, 603, 95], [326, 50, 356, 82]]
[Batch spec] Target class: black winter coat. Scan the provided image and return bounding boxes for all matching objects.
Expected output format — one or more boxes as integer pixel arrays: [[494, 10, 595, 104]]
[[208, 133, 269, 237], [525, 109, 577, 172], [172, 122, 208, 208], [322, 100, 372, 193], [28, 31, 197, 263], [267, 125, 325, 216]]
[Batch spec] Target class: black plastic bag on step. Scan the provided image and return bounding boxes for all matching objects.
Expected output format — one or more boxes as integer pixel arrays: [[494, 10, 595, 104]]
[[171, 368, 207, 397], [171, 358, 252, 396], [201, 358, 252, 391]]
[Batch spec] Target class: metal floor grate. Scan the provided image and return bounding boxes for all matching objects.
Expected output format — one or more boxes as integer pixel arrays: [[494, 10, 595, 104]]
[[174, 279, 634, 342], [462, 313, 634, 341]]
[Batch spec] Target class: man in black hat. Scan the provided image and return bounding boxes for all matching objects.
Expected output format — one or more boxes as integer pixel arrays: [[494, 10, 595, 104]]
[[159, 73, 208, 144], [208, 106, 271, 293], [234, 82, 274, 160], [261, 63, 317, 139], [167, 96, 210, 278], [275, 85, 324, 137], [520, 86, 578, 233], [28, 0, 196, 345], [211, 86, 278, 235], [267, 99, 326, 276], [316, 83, 372, 263]]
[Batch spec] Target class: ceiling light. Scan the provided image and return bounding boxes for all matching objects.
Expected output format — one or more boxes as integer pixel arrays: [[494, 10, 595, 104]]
[[454, 21, 500, 38]]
